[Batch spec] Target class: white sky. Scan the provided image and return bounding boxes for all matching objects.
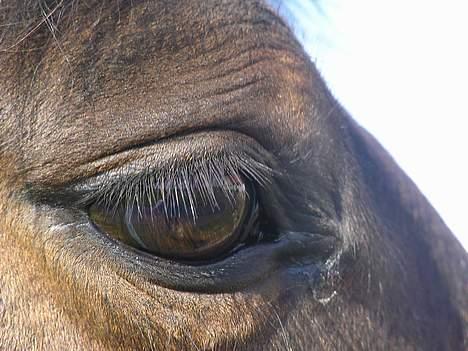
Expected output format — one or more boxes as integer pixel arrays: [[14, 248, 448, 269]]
[[277, 0, 468, 250]]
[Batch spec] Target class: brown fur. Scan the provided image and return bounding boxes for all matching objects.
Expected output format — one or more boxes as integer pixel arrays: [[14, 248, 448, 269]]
[[0, 1, 466, 350]]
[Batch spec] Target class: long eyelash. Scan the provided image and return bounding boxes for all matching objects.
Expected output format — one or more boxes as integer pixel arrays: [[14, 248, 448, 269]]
[[79, 152, 274, 220]]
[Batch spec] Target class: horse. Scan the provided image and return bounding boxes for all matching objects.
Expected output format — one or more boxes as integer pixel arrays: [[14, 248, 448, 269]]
[[0, 1, 466, 350]]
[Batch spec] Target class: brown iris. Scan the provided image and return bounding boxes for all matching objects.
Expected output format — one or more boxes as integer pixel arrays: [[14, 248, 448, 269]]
[[89, 184, 250, 261]]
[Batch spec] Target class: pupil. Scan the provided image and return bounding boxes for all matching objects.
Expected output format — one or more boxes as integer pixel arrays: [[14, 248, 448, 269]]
[[90, 184, 249, 260]]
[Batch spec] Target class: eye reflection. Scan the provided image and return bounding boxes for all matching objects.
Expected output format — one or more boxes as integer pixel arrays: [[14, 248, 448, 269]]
[[89, 183, 252, 261]]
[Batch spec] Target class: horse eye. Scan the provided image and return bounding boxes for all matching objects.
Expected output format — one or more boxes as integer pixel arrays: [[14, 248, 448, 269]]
[[88, 182, 256, 262]]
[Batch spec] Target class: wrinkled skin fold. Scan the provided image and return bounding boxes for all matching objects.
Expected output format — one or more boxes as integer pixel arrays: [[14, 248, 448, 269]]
[[0, 1, 466, 350]]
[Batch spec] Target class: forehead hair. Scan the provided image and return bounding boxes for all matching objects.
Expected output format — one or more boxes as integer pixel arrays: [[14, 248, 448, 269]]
[[0, 0, 325, 52], [0, 0, 106, 52]]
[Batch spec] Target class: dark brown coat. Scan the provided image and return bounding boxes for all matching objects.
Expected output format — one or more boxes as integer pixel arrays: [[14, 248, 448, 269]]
[[0, 1, 466, 350]]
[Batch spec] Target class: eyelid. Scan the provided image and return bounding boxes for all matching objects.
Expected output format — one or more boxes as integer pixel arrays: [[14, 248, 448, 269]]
[[70, 131, 277, 210], [23, 131, 277, 208], [74, 148, 272, 193], [74, 152, 270, 213]]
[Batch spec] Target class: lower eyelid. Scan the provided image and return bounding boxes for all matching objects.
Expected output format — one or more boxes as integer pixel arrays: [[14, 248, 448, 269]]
[[40, 189, 336, 294], [83, 209, 335, 293]]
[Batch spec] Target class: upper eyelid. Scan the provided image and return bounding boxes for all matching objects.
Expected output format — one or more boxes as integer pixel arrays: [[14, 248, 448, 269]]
[[73, 150, 274, 211], [24, 131, 279, 208], [74, 149, 272, 190], [74, 134, 278, 211]]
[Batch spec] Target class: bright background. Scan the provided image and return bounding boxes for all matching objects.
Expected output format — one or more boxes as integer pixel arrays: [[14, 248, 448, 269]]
[[271, 0, 468, 250]]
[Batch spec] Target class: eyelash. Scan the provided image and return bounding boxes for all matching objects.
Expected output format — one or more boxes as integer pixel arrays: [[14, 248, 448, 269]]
[[76, 152, 274, 219]]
